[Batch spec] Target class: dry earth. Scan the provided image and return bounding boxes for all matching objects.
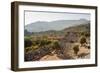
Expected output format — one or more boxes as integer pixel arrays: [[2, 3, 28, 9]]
[[40, 46, 90, 61]]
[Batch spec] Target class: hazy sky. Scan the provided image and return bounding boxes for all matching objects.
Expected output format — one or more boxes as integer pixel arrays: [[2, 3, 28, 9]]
[[25, 11, 90, 25]]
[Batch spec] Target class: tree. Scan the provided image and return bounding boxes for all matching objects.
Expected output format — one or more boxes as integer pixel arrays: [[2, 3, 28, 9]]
[[24, 38, 33, 48], [53, 41, 60, 49], [80, 37, 86, 45], [73, 45, 79, 55], [85, 32, 90, 37]]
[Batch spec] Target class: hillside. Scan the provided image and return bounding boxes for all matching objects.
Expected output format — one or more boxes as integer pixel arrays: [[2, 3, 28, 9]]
[[25, 23, 90, 36], [24, 22, 90, 61], [25, 19, 89, 32]]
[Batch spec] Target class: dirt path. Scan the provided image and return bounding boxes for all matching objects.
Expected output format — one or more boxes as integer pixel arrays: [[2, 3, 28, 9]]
[[77, 47, 90, 59], [40, 54, 62, 61], [40, 46, 90, 61]]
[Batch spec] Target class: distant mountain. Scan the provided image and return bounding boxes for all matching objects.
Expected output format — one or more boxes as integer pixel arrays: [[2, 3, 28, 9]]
[[25, 19, 89, 32], [24, 23, 90, 36], [62, 23, 90, 32]]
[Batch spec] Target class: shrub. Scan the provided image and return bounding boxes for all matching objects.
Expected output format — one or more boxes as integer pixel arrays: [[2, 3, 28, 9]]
[[53, 41, 60, 49], [85, 32, 90, 37], [24, 38, 33, 48], [73, 45, 79, 55], [80, 37, 86, 45], [39, 40, 51, 46], [81, 32, 85, 36], [25, 45, 39, 54]]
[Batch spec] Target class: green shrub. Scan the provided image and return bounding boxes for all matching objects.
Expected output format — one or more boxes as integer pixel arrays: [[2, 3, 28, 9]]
[[53, 41, 60, 49], [25, 45, 39, 53], [39, 40, 51, 46], [24, 38, 33, 48]]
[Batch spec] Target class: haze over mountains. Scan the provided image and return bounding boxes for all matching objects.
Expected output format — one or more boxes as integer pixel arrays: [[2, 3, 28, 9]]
[[25, 19, 90, 32]]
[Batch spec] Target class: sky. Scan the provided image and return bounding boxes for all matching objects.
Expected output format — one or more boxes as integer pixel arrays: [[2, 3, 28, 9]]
[[25, 11, 90, 25]]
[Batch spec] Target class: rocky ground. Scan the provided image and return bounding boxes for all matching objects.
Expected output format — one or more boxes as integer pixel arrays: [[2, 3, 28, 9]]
[[40, 45, 90, 61]]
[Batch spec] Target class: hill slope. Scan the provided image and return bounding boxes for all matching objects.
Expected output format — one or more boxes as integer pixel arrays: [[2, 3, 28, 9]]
[[25, 19, 89, 32]]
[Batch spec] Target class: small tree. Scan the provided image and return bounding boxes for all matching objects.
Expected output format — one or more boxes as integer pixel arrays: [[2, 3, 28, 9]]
[[53, 41, 60, 49], [80, 37, 86, 45], [73, 45, 79, 55], [24, 38, 33, 48], [85, 32, 90, 37]]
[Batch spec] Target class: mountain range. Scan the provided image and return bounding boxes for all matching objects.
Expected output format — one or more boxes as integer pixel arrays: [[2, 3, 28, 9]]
[[25, 19, 90, 32]]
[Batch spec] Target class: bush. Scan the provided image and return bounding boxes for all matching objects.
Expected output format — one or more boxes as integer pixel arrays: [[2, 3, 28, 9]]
[[25, 47, 32, 53], [39, 40, 51, 46], [24, 38, 33, 48], [25, 45, 39, 53], [80, 32, 90, 37], [73, 45, 79, 55], [53, 41, 60, 49], [80, 37, 86, 45], [81, 32, 85, 36], [85, 32, 90, 37]]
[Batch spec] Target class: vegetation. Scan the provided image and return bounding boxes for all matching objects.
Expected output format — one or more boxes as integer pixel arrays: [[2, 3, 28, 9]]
[[24, 37, 33, 48], [24, 23, 90, 61], [80, 37, 87, 45], [73, 45, 79, 55], [85, 32, 90, 37]]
